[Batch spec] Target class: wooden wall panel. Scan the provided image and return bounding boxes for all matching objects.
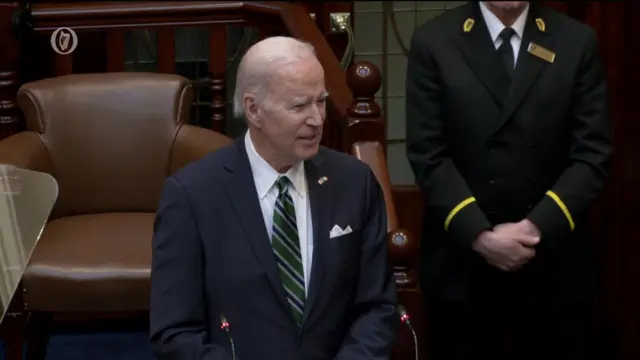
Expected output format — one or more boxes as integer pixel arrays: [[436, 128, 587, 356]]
[[580, 2, 640, 359], [0, 3, 22, 139]]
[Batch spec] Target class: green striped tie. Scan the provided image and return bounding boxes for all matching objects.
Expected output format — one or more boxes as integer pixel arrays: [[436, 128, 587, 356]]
[[271, 176, 305, 325]]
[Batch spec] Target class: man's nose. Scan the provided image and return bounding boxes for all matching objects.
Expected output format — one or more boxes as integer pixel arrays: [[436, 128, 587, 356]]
[[307, 104, 324, 126]]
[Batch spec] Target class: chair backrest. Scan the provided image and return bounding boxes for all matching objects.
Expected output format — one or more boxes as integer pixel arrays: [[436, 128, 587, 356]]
[[17, 72, 215, 217]]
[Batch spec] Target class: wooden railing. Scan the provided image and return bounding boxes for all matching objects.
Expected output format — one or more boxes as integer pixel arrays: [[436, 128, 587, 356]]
[[2, 1, 391, 150], [5, 1, 385, 151], [0, 2, 420, 359]]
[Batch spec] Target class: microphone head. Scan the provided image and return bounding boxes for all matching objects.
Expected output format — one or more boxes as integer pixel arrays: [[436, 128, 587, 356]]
[[396, 305, 407, 316], [396, 305, 411, 324], [219, 313, 230, 332]]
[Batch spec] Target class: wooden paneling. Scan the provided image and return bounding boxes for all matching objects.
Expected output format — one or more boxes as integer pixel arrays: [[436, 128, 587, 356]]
[[533, 3, 640, 359], [0, 3, 22, 139], [579, 2, 640, 359]]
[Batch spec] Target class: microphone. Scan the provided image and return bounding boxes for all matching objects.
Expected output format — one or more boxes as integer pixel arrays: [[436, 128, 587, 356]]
[[219, 313, 237, 360], [397, 305, 419, 360]]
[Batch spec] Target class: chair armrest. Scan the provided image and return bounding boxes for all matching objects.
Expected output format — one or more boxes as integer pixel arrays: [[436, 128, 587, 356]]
[[350, 140, 418, 264], [351, 141, 399, 229], [168, 124, 233, 175], [0, 132, 53, 175]]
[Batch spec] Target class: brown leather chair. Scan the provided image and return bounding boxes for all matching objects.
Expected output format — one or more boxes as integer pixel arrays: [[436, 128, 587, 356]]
[[0, 73, 232, 360]]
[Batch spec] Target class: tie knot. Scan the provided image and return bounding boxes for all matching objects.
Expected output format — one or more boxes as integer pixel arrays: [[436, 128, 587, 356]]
[[275, 176, 291, 195], [499, 27, 516, 42]]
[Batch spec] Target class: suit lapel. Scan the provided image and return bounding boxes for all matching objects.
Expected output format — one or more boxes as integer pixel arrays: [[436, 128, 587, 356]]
[[223, 138, 291, 314], [300, 152, 331, 329], [494, 5, 555, 134], [454, 2, 511, 107]]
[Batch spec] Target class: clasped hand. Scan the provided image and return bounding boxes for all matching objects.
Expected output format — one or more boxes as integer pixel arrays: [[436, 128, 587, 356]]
[[472, 219, 541, 272]]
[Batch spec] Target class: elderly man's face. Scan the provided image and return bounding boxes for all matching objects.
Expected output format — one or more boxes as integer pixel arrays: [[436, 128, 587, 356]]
[[259, 57, 327, 165]]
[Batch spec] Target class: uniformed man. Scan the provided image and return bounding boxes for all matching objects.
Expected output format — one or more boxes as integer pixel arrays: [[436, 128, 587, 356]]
[[405, 2, 611, 360]]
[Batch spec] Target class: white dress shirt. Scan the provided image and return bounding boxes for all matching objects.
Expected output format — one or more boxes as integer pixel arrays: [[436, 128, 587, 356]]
[[480, 2, 530, 66], [245, 131, 314, 293]]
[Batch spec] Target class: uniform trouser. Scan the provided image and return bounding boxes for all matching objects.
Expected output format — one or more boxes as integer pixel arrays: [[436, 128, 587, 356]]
[[425, 300, 592, 360]]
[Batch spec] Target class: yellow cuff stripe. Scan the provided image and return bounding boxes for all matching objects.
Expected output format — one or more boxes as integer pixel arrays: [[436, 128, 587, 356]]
[[546, 190, 575, 231], [444, 197, 476, 231]]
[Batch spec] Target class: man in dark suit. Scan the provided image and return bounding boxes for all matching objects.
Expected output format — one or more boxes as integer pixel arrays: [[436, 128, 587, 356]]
[[150, 36, 398, 360], [406, 2, 611, 360]]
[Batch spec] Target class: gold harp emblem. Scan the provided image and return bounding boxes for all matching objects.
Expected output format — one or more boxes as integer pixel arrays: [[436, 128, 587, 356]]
[[58, 30, 71, 51]]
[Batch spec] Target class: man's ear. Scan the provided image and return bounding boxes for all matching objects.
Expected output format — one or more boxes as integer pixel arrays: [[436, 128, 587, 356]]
[[243, 94, 262, 128]]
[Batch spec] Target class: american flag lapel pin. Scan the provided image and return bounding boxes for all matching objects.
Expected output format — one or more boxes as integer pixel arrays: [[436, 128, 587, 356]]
[[318, 176, 328, 185]]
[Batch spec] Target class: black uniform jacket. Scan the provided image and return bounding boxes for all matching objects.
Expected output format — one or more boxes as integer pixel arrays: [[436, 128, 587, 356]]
[[406, 2, 612, 303]]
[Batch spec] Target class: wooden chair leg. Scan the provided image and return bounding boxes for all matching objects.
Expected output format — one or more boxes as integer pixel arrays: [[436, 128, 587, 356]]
[[0, 312, 26, 360], [25, 312, 53, 360]]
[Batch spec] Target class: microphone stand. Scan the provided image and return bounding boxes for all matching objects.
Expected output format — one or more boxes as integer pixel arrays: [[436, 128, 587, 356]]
[[397, 305, 419, 360], [406, 320, 418, 360], [219, 314, 237, 360], [228, 335, 236, 360]]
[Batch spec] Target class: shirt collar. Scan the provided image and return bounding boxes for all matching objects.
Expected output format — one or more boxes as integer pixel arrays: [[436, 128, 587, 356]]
[[480, 2, 529, 42], [245, 130, 306, 200]]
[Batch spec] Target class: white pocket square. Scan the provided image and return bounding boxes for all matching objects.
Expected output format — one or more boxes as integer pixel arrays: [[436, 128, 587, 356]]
[[329, 225, 353, 239]]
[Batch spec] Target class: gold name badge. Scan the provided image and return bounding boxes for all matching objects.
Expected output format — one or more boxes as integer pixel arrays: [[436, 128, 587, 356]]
[[528, 43, 555, 63]]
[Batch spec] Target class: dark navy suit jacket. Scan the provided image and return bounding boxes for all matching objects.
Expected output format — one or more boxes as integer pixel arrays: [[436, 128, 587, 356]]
[[150, 137, 398, 360]]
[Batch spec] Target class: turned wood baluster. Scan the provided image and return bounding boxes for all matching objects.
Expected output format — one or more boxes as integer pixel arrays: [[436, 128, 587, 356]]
[[346, 61, 424, 360], [388, 225, 423, 360], [0, 3, 22, 140], [345, 62, 419, 288], [157, 29, 176, 73], [106, 30, 126, 72], [208, 25, 226, 134], [345, 61, 385, 149]]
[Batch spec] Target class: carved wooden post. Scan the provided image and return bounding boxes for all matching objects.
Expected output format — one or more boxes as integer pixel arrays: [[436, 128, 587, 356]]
[[0, 3, 23, 140], [345, 61, 385, 148], [387, 225, 423, 360], [346, 61, 420, 287], [346, 61, 425, 360], [209, 25, 227, 134]]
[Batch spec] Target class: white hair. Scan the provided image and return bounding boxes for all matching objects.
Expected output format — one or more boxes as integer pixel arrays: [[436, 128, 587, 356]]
[[233, 36, 317, 119]]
